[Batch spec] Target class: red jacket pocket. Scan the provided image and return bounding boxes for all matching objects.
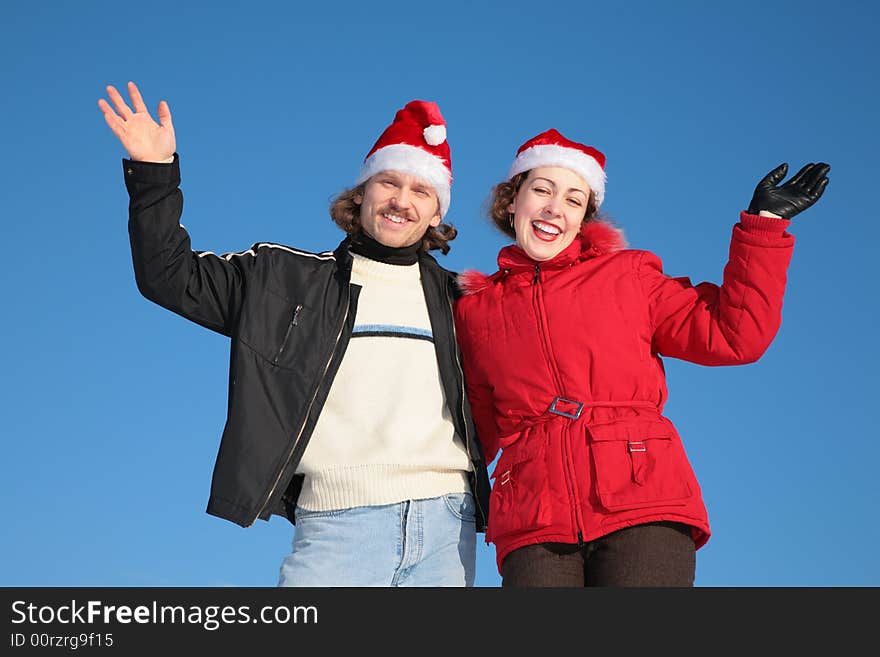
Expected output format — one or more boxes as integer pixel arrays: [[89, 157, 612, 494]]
[[588, 422, 693, 511], [487, 439, 552, 543]]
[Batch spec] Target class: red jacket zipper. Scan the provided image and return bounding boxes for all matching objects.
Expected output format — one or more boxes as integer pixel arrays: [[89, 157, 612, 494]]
[[531, 264, 586, 544]]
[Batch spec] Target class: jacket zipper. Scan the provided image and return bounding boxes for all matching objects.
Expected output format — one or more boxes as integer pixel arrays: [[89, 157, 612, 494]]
[[446, 285, 485, 528], [532, 266, 566, 403], [250, 292, 351, 526], [273, 304, 303, 365], [446, 286, 473, 459], [532, 264, 586, 544]]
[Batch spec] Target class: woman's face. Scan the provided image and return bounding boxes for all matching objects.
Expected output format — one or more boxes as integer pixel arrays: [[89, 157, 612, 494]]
[[509, 166, 591, 261]]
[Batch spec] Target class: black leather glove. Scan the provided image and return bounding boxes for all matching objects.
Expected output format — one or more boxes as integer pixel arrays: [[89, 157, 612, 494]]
[[747, 162, 830, 219]]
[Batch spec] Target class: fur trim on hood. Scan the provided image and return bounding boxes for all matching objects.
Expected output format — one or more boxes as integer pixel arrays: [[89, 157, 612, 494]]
[[458, 269, 496, 295], [580, 218, 627, 256], [457, 219, 627, 295]]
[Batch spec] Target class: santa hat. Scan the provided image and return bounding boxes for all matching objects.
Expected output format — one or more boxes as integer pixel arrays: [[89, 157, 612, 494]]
[[355, 100, 452, 217], [507, 128, 607, 207]]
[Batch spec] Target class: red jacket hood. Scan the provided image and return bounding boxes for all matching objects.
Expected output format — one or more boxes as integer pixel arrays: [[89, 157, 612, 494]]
[[458, 219, 627, 295]]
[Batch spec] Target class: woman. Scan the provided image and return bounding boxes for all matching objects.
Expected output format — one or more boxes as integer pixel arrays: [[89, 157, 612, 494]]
[[453, 129, 829, 586]]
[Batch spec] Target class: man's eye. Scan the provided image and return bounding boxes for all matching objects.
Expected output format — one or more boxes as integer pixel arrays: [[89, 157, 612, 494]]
[[414, 189, 429, 197]]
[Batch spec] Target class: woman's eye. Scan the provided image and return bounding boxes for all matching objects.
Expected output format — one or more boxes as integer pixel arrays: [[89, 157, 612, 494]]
[[534, 187, 549, 195], [568, 198, 583, 207]]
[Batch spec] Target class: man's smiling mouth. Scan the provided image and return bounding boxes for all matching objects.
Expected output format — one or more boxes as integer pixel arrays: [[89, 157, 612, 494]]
[[383, 212, 411, 224]]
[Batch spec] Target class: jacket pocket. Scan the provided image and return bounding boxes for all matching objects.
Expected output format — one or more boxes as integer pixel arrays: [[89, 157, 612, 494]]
[[273, 303, 303, 365], [487, 439, 552, 543], [589, 423, 692, 511], [239, 287, 304, 368]]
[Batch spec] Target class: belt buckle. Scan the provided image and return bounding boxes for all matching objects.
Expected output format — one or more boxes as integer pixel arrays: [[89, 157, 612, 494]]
[[549, 396, 584, 420]]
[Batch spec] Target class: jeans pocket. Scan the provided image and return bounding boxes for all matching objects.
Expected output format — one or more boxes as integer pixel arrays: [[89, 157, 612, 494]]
[[293, 505, 351, 523], [442, 492, 476, 522]]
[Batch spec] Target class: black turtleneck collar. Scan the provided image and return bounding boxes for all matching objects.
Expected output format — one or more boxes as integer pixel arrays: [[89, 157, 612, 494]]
[[349, 231, 421, 266]]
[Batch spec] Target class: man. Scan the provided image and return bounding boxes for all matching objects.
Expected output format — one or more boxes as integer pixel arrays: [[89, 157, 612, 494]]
[[98, 81, 490, 587]]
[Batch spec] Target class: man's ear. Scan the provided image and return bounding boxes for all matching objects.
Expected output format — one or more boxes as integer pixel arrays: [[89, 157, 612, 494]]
[[429, 212, 442, 228]]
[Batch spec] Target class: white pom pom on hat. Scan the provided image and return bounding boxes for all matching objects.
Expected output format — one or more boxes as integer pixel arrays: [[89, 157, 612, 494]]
[[423, 124, 446, 146], [356, 100, 452, 217]]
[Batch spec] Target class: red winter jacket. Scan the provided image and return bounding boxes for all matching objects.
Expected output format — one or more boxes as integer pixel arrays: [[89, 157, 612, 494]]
[[453, 212, 794, 572]]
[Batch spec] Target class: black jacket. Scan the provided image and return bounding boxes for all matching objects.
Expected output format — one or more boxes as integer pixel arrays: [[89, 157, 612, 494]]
[[123, 155, 490, 531]]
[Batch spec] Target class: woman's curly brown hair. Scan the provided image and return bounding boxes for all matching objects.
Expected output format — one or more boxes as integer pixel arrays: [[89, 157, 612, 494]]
[[329, 184, 458, 255], [487, 171, 602, 240]]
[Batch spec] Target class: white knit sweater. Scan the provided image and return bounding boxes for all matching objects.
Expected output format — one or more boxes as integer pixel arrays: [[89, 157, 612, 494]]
[[294, 253, 471, 511]]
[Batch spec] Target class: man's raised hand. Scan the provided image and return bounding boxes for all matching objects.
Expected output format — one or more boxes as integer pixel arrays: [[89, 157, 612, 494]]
[[98, 81, 176, 162]]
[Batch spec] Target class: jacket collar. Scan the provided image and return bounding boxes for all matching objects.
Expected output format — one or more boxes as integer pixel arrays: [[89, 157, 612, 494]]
[[498, 218, 627, 271], [458, 219, 626, 294], [336, 235, 453, 284]]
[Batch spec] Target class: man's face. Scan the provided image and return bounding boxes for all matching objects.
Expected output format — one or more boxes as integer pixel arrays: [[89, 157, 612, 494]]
[[355, 170, 442, 248]]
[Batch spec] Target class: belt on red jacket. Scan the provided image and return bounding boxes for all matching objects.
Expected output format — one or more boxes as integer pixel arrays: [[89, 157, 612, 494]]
[[502, 397, 660, 441]]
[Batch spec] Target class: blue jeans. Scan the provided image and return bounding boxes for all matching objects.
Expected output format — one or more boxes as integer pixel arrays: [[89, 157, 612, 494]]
[[277, 493, 477, 587]]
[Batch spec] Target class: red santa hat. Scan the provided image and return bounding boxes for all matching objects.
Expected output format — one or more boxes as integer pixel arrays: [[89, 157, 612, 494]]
[[507, 129, 607, 207], [355, 100, 452, 217]]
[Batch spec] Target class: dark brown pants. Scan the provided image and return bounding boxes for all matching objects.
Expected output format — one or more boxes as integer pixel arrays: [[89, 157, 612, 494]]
[[501, 521, 696, 587]]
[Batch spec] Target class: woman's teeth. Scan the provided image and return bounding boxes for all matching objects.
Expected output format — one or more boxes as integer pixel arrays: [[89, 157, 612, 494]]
[[532, 221, 561, 236]]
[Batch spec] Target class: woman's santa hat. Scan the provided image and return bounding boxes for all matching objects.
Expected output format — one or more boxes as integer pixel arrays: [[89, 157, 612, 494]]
[[355, 100, 452, 217], [508, 128, 607, 207]]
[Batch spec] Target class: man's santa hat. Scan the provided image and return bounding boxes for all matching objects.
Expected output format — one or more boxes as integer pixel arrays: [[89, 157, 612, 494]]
[[355, 100, 452, 217], [507, 129, 607, 207]]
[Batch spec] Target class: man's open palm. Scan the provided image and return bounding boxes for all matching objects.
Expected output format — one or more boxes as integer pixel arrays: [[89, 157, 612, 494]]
[[98, 81, 175, 162]]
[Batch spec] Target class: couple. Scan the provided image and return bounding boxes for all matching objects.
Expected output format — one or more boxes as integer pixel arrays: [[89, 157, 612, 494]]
[[99, 82, 829, 587]]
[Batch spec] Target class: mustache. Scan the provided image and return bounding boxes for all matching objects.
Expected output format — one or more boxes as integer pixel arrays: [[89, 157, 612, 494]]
[[377, 204, 414, 221]]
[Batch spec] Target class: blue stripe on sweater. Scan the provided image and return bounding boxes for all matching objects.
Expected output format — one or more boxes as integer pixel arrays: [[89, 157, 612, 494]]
[[352, 324, 434, 342]]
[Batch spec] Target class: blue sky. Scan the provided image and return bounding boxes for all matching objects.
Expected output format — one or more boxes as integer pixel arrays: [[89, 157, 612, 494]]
[[2, 0, 877, 587]]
